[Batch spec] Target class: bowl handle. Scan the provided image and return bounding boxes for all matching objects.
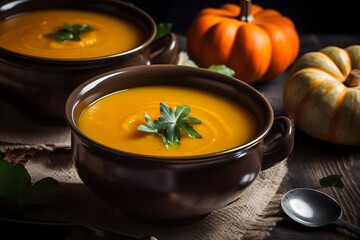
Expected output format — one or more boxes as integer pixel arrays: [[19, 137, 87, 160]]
[[261, 116, 295, 170], [149, 33, 179, 64]]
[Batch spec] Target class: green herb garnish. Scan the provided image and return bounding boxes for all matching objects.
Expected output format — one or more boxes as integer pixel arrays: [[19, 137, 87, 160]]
[[189, 60, 235, 77], [319, 174, 344, 188], [138, 102, 202, 149], [208, 65, 235, 77], [154, 22, 173, 41], [44, 23, 95, 42], [0, 159, 61, 212]]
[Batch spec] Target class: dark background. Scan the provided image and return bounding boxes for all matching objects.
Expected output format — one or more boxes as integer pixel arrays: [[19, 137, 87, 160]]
[[129, 0, 358, 36]]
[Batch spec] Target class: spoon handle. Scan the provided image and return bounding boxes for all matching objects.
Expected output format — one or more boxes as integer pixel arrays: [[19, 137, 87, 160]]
[[334, 219, 360, 237]]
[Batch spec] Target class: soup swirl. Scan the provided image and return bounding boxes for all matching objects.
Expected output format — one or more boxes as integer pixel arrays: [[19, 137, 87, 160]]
[[78, 86, 259, 156], [0, 10, 145, 58]]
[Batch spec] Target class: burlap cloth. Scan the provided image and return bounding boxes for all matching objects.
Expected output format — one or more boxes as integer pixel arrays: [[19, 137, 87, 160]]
[[0, 52, 288, 239]]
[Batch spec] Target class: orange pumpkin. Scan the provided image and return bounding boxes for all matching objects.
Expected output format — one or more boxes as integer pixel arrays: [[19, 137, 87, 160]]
[[186, 0, 300, 84]]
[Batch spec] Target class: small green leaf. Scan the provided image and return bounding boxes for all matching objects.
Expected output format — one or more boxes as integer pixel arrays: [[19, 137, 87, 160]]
[[21, 177, 61, 207], [45, 23, 95, 42], [0, 159, 61, 211], [154, 22, 172, 41], [137, 113, 158, 133], [319, 174, 344, 188], [178, 121, 202, 138], [138, 102, 202, 149], [187, 60, 235, 77], [208, 65, 235, 77], [187, 60, 198, 67], [0, 160, 30, 209]]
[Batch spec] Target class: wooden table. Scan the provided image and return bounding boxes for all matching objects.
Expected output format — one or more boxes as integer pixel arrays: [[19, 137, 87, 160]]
[[1, 34, 359, 240], [267, 131, 360, 240], [259, 35, 360, 240]]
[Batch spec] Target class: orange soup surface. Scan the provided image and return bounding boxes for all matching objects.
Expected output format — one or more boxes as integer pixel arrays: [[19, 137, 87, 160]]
[[0, 9, 145, 58], [78, 86, 260, 157]]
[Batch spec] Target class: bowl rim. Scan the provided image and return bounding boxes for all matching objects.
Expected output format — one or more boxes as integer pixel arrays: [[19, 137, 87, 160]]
[[65, 64, 275, 162], [0, 0, 157, 62]]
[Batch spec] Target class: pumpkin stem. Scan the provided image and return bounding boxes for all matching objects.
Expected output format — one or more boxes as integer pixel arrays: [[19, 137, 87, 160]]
[[344, 69, 360, 88], [239, 0, 254, 22]]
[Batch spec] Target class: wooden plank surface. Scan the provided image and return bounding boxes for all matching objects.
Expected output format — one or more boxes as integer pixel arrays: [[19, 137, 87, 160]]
[[267, 130, 360, 240], [258, 35, 360, 240]]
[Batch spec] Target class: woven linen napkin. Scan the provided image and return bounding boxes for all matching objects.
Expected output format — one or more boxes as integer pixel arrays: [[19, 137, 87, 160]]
[[0, 98, 71, 152], [25, 151, 287, 240]]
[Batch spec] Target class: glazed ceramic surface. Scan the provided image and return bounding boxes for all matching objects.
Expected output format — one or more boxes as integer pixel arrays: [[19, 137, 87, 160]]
[[65, 65, 294, 224]]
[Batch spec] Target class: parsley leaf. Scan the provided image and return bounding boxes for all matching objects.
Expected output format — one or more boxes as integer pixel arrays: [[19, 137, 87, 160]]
[[319, 174, 344, 188], [138, 102, 202, 149], [188, 60, 235, 77], [0, 159, 61, 211], [208, 65, 235, 77], [44, 23, 95, 42], [154, 22, 173, 41]]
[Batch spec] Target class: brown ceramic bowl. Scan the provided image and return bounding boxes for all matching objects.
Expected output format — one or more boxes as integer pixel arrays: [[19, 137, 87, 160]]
[[0, 0, 178, 121], [65, 65, 294, 224]]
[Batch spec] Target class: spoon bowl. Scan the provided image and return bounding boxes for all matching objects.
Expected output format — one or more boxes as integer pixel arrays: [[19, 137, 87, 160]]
[[281, 188, 360, 237]]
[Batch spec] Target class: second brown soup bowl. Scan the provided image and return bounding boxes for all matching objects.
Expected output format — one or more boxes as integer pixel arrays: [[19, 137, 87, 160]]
[[65, 64, 294, 224], [0, 0, 178, 121]]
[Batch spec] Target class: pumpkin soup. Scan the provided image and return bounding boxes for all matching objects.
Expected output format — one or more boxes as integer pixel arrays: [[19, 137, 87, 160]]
[[78, 86, 259, 156], [0, 9, 145, 58]]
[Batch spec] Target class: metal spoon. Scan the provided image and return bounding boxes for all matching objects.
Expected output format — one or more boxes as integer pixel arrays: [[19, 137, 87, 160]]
[[281, 188, 360, 237]]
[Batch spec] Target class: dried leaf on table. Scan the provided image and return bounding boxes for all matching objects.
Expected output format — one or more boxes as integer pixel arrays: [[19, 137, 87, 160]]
[[3, 149, 37, 165]]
